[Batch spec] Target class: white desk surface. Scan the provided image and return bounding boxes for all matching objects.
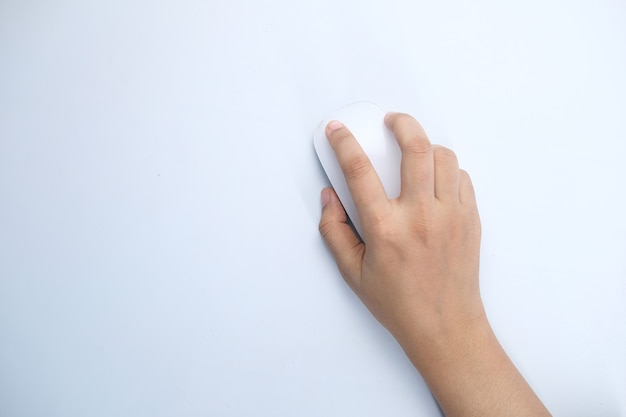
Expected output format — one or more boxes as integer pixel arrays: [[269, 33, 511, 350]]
[[1, 1, 625, 416]]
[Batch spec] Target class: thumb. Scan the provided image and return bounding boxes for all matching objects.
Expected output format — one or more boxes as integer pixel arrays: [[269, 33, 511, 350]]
[[318, 188, 364, 291]]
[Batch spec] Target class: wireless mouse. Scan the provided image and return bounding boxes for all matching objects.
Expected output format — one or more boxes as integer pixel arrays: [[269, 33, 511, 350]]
[[313, 102, 401, 240]]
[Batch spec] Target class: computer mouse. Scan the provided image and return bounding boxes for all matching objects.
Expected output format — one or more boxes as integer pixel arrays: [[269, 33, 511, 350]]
[[313, 102, 401, 240]]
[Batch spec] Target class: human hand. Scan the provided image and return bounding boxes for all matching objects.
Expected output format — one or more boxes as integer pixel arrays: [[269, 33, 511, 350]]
[[318, 113, 484, 350], [318, 112, 551, 417]]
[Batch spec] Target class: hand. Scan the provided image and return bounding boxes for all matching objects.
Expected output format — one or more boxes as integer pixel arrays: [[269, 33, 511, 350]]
[[318, 113, 550, 417], [319, 113, 484, 347]]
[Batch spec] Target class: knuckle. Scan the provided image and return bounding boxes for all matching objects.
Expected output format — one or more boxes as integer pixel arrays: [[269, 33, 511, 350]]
[[403, 140, 432, 157], [415, 218, 437, 242], [344, 156, 372, 181], [318, 219, 334, 240], [459, 169, 473, 184], [467, 214, 482, 238], [433, 146, 457, 164], [459, 169, 477, 198], [366, 204, 403, 238], [328, 126, 353, 143], [408, 204, 438, 240], [365, 211, 392, 235]]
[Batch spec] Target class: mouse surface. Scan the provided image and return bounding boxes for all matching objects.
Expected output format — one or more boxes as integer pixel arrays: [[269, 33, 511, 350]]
[[313, 102, 401, 240]]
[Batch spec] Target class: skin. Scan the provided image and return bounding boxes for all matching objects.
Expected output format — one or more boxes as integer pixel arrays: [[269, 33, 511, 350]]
[[318, 113, 551, 417]]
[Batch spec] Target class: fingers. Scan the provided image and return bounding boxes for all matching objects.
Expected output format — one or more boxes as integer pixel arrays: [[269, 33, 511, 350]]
[[319, 188, 364, 291], [384, 113, 434, 202], [385, 113, 463, 203], [459, 169, 477, 206], [325, 121, 391, 221], [432, 145, 461, 202]]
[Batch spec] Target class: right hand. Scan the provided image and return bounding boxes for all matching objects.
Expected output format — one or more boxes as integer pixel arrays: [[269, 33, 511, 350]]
[[319, 113, 484, 349]]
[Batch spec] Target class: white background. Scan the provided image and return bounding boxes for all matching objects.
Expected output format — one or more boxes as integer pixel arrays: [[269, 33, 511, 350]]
[[1, 0, 625, 416]]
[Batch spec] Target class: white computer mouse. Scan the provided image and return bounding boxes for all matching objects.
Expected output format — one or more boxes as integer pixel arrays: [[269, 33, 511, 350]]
[[313, 102, 401, 240]]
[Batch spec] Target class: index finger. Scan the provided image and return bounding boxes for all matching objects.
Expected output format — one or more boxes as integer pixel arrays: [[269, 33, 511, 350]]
[[326, 120, 391, 223]]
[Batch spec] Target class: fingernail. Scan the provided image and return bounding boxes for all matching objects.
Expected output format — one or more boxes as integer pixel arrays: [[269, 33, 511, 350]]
[[384, 112, 396, 125], [321, 189, 331, 208], [327, 120, 343, 132], [385, 111, 396, 122]]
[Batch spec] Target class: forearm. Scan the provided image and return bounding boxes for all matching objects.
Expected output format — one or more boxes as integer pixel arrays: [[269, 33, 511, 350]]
[[398, 315, 551, 417]]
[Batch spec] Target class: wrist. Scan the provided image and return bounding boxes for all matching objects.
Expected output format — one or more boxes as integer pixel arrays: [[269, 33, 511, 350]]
[[395, 312, 550, 417], [394, 307, 495, 380]]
